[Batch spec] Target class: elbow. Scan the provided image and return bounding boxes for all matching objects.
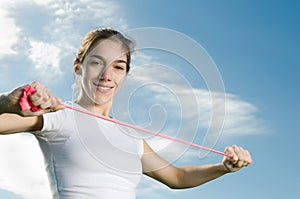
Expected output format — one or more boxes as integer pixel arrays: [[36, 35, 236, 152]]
[[167, 183, 190, 190], [167, 185, 184, 190], [165, 169, 189, 190], [166, 183, 179, 189]]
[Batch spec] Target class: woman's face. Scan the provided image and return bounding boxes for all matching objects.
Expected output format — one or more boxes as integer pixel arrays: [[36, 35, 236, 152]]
[[79, 39, 128, 106]]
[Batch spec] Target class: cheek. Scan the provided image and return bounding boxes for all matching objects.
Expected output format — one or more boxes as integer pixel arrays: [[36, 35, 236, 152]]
[[115, 76, 126, 89], [81, 71, 95, 93], [82, 69, 98, 82]]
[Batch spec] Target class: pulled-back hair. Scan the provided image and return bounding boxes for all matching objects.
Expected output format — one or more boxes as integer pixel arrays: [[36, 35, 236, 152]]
[[75, 28, 134, 73]]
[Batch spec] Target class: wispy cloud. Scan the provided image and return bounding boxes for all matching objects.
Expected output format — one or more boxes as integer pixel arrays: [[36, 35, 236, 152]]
[[114, 62, 269, 165], [129, 64, 269, 195], [116, 63, 269, 138]]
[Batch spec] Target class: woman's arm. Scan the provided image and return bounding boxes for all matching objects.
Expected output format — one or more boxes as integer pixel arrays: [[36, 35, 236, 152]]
[[0, 82, 65, 134], [142, 141, 252, 189], [0, 113, 43, 134], [0, 86, 41, 134]]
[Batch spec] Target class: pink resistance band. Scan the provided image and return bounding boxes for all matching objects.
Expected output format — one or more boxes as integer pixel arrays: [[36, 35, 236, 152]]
[[20, 85, 226, 157]]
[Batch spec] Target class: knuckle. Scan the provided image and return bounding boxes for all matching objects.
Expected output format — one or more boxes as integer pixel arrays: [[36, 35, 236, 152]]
[[31, 81, 38, 85], [44, 87, 50, 93], [31, 81, 42, 88], [35, 91, 43, 98]]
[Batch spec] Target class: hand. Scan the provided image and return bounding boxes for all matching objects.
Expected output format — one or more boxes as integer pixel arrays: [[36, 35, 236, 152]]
[[222, 145, 253, 173], [5, 81, 65, 116]]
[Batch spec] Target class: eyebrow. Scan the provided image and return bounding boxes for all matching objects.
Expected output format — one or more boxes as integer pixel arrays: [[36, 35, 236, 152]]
[[89, 55, 105, 62], [89, 54, 127, 64]]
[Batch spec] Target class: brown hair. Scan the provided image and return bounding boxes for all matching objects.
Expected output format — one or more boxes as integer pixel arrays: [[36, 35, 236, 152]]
[[75, 28, 134, 73]]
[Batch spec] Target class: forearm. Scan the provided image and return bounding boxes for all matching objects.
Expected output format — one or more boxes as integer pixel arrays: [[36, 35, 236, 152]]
[[174, 163, 229, 189], [0, 92, 43, 134], [0, 113, 43, 134]]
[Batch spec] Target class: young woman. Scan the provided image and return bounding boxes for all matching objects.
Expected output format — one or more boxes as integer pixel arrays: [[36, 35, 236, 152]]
[[0, 28, 252, 199]]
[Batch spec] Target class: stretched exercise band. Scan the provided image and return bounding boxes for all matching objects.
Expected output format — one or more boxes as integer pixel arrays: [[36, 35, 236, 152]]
[[20, 85, 226, 157]]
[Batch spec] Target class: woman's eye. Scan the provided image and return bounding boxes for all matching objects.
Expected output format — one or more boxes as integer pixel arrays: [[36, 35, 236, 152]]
[[90, 61, 105, 69], [91, 61, 100, 65], [115, 66, 125, 70]]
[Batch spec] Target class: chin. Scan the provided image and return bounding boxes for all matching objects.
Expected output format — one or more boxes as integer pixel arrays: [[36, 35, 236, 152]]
[[93, 98, 112, 106]]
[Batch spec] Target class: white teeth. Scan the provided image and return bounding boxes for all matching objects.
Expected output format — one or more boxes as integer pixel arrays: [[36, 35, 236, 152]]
[[99, 86, 110, 90], [94, 83, 113, 90], [96, 85, 111, 90]]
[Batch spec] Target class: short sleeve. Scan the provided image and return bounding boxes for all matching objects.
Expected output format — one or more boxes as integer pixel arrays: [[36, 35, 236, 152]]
[[32, 109, 67, 140], [42, 110, 66, 131], [136, 139, 144, 158]]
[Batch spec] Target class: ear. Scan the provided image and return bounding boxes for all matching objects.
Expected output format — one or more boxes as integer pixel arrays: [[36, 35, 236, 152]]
[[74, 60, 82, 75]]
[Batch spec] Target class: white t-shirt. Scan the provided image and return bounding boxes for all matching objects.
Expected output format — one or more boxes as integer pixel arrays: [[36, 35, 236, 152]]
[[33, 102, 144, 199]]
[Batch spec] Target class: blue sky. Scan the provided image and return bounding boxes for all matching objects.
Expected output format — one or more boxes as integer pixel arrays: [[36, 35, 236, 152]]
[[0, 0, 299, 199]]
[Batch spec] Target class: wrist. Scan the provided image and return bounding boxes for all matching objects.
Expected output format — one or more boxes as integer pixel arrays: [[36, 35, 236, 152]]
[[216, 162, 231, 174], [0, 93, 9, 114]]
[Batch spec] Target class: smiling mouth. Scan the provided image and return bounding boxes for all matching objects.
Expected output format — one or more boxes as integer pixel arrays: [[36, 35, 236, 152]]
[[93, 83, 114, 92]]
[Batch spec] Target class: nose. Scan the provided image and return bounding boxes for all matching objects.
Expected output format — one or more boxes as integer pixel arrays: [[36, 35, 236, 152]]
[[99, 66, 112, 81]]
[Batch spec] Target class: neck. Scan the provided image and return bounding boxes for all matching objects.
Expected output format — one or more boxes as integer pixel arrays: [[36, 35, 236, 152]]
[[75, 96, 112, 117]]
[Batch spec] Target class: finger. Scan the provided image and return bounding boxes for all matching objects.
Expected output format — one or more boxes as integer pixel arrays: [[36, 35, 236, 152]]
[[30, 85, 55, 109], [26, 83, 60, 111], [29, 82, 46, 98], [28, 86, 42, 102], [233, 145, 245, 168], [49, 97, 65, 111], [225, 145, 238, 164], [236, 146, 252, 167], [31, 95, 49, 108], [30, 81, 42, 89], [56, 103, 66, 110], [234, 146, 254, 167], [240, 148, 250, 167], [243, 149, 253, 164], [242, 160, 250, 167], [39, 96, 53, 110]]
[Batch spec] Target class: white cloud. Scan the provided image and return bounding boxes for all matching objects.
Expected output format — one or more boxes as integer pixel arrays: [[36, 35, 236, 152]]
[[28, 41, 62, 81], [0, 134, 51, 199], [222, 93, 266, 137], [0, 0, 128, 82], [0, 2, 20, 57], [32, 0, 55, 5]]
